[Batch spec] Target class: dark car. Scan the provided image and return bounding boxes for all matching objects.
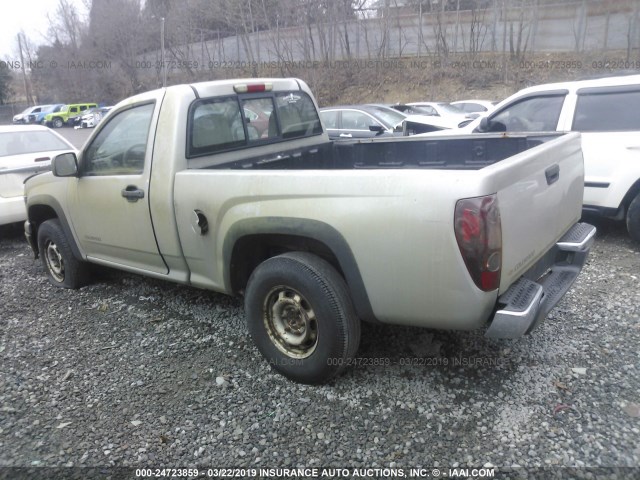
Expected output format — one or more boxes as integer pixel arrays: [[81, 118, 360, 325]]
[[318, 104, 407, 140]]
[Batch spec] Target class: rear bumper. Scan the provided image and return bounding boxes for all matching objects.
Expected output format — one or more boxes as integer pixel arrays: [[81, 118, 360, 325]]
[[485, 222, 596, 339]]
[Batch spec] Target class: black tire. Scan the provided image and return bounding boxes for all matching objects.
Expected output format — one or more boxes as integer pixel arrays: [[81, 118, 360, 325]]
[[245, 252, 361, 385], [52, 117, 64, 128], [37, 219, 88, 289], [627, 192, 640, 243]]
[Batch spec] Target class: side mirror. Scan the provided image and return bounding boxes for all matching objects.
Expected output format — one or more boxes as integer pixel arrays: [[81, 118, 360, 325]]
[[477, 117, 491, 133], [473, 117, 494, 133], [52, 152, 79, 177], [369, 125, 385, 135]]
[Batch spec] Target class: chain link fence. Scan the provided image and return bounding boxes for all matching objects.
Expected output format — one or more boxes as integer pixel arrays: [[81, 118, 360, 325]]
[[0, 104, 30, 126]]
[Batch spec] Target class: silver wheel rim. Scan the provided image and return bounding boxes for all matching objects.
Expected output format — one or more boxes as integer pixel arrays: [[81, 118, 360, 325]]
[[263, 286, 318, 358], [44, 240, 65, 283]]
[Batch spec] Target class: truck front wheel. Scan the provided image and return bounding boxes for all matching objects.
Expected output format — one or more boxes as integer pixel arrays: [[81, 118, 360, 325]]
[[52, 117, 64, 128], [245, 252, 361, 384], [627, 193, 640, 242], [37, 219, 88, 289]]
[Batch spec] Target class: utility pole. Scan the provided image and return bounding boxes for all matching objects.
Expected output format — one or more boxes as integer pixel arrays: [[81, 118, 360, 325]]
[[17, 33, 34, 104], [161, 17, 167, 87]]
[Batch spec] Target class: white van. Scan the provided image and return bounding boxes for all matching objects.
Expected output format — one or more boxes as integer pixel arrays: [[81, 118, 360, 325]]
[[455, 74, 640, 241]]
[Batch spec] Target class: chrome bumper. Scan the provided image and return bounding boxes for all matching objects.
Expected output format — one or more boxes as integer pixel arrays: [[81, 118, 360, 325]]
[[485, 222, 596, 339]]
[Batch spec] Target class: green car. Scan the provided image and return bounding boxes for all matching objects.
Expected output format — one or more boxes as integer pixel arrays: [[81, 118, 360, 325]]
[[44, 103, 98, 128]]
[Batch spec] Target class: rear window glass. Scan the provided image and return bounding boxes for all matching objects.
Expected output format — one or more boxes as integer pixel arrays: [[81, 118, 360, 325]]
[[188, 91, 322, 158], [190, 97, 246, 156], [573, 90, 640, 132], [273, 92, 323, 139], [0, 130, 71, 157]]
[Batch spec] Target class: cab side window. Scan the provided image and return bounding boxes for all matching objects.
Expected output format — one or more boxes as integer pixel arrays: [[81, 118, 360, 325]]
[[489, 95, 565, 132], [83, 103, 154, 176]]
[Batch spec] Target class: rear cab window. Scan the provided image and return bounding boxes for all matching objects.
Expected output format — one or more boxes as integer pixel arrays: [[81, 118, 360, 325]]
[[187, 90, 322, 159]]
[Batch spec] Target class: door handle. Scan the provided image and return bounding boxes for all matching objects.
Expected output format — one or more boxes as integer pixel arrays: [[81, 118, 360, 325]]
[[339, 133, 353, 138], [121, 185, 145, 202], [545, 164, 560, 185]]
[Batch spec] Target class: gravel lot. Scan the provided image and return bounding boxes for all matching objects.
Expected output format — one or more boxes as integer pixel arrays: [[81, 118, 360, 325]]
[[1, 217, 639, 479]]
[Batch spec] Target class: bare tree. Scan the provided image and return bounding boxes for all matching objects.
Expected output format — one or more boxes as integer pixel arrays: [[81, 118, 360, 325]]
[[47, 0, 84, 50], [509, 0, 530, 61]]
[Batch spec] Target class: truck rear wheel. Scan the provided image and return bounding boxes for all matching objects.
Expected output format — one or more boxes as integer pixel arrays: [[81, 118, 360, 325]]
[[244, 252, 361, 384], [37, 219, 88, 289], [627, 193, 640, 242]]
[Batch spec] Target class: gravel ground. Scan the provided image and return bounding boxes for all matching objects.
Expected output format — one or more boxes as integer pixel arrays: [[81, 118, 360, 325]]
[[0, 217, 639, 479]]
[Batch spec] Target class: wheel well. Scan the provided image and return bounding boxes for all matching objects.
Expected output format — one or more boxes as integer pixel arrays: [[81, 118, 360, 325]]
[[621, 179, 640, 213], [28, 205, 58, 252], [229, 234, 343, 295]]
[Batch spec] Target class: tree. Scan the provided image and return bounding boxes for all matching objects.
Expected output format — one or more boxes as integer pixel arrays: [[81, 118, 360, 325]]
[[0, 66, 13, 105]]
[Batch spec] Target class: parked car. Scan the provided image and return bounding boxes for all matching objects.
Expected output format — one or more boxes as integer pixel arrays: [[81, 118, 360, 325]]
[[388, 103, 464, 131], [12, 105, 50, 124], [451, 99, 497, 116], [0, 125, 75, 226], [406, 101, 471, 127], [447, 74, 640, 241], [24, 77, 593, 385], [319, 104, 408, 139], [77, 106, 113, 129], [28, 104, 65, 124], [44, 103, 98, 128]]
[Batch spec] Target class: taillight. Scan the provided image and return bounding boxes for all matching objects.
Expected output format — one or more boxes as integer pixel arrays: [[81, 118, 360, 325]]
[[233, 83, 273, 93], [454, 194, 502, 292]]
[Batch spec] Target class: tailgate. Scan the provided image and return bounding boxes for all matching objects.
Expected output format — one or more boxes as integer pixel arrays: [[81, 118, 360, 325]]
[[481, 132, 584, 292]]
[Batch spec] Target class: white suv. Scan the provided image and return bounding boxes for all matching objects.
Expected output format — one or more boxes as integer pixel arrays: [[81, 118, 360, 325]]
[[459, 74, 640, 241]]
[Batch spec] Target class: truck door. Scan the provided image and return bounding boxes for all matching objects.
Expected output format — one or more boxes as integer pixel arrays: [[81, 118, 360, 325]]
[[68, 102, 168, 274]]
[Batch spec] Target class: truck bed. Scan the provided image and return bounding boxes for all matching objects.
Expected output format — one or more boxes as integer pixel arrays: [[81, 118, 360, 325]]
[[199, 133, 564, 171]]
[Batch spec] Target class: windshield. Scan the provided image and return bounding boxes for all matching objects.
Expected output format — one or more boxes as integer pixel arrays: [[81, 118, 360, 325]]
[[0, 130, 71, 157], [405, 105, 435, 115], [369, 107, 406, 127], [437, 103, 465, 115]]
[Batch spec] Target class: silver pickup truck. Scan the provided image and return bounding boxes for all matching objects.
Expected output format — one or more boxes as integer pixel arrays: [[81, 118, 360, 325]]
[[24, 78, 595, 384]]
